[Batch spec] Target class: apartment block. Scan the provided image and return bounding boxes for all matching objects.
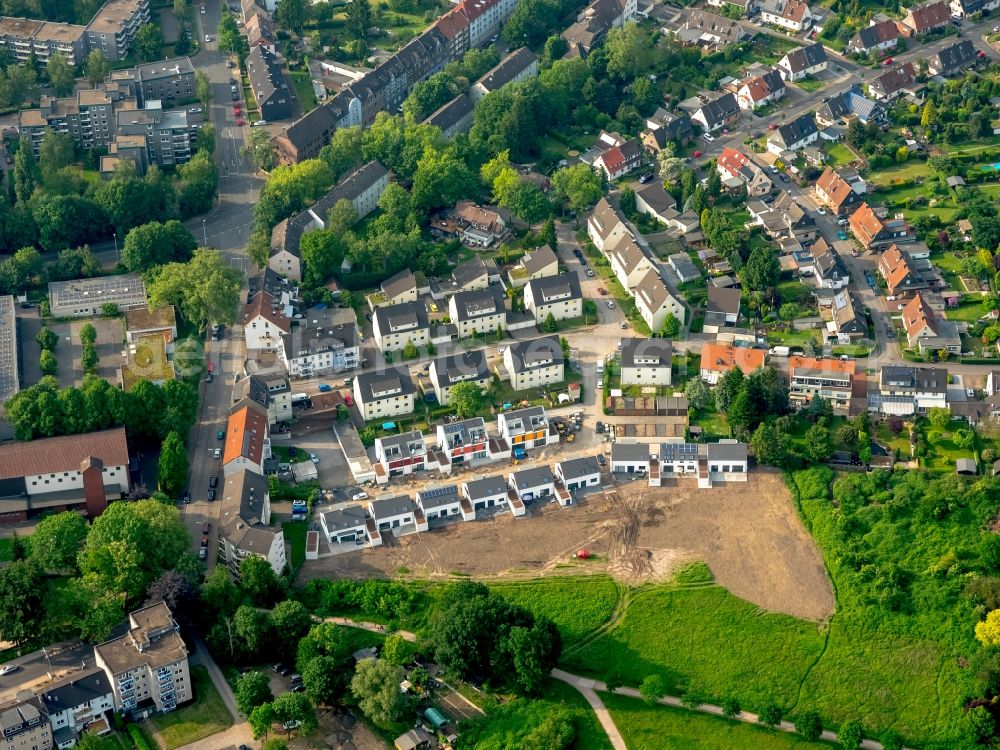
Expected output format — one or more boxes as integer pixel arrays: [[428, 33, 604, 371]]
[[86, 0, 151, 61], [94, 602, 191, 719]]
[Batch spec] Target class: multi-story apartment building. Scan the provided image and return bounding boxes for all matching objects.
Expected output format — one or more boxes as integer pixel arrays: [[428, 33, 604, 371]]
[[620, 338, 673, 386], [223, 402, 270, 476], [0, 17, 86, 66], [218, 469, 286, 576], [0, 696, 52, 750], [503, 337, 564, 392], [40, 669, 115, 748], [247, 45, 295, 121], [116, 103, 194, 167], [872, 365, 948, 415], [232, 374, 292, 426], [523, 275, 582, 323], [448, 287, 506, 339], [85, 0, 151, 61], [372, 302, 430, 353], [429, 350, 490, 406], [354, 367, 417, 421], [19, 88, 124, 155], [94, 602, 191, 719], [280, 322, 358, 377], [121, 57, 196, 105], [788, 355, 855, 411]]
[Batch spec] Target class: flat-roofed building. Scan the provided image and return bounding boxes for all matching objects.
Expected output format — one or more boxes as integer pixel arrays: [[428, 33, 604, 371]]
[[0, 296, 18, 411], [86, 0, 151, 61], [94, 602, 190, 718], [48, 274, 146, 318]]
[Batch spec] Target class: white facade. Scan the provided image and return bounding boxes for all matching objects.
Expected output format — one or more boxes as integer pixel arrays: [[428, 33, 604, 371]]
[[354, 370, 417, 421], [244, 312, 288, 351], [555, 457, 601, 490], [609, 240, 655, 290], [24, 463, 129, 498], [268, 248, 301, 281], [503, 346, 565, 392], [372, 303, 430, 353], [523, 280, 582, 323], [448, 293, 506, 339]]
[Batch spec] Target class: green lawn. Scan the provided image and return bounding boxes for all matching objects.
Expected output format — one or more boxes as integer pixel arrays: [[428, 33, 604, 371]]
[[868, 161, 933, 186], [947, 297, 992, 322], [457, 678, 613, 750], [288, 69, 318, 112], [822, 141, 857, 167], [282, 520, 308, 570], [794, 76, 827, 93], [149, 666, 233, 749], [564, 576, 827, 710], [691, 408, 730, 440], [603, 694, 840, 750], [491, 577, 621, 649], [923, 419, 977, 472]]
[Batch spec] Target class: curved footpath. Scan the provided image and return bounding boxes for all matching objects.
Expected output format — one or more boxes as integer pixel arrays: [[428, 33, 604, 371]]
[[328, 618, 915, 750]]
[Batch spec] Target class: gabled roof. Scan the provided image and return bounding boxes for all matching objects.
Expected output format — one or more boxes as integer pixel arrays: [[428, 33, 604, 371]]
[[810, 237, 843, 279], [475, 47, 538, 92], [832, 289, 866, 332], [219, 469, 278, 554], [696, 92, 739, 128], [381, 269, 417, 300], [520, 246, 558, 276], [905, 0, 950, 31], [506, 335, 563, 374], [815, 167, 861, 211], [426, 92, 474, 132], [558, 455, 601, 480], [849, 202, 885, 246], [511, 465, 555, 491], [0, 427, 129, 480], [790, 355, 855, 380], [450, 286, 506, 322], [881, 364, 947, 392], [431, 349, 490, 386], [373, 301, 429, 335], [621, 337, 672, 368], [589, 197, 627, 241], [451, 256, 497, 288], [243, 290, 291, 334], [224, 402, 269, 466], [633, 269, 675, 317], [774, 113, 817, 147], [853, 18, 899, 50], [870, 62, 917, 97], [761, 0, 809, 23], [931, 39, 978, 73], [526, 274, 581, 305], [740, 69, 785, 102], [464, 473, 508, 500], [356, 366, 415, 402], [878, 244, 920, 294], [707, 285, 741, 316], [782, 43, 827, 73], [902, 292, 938, 339]]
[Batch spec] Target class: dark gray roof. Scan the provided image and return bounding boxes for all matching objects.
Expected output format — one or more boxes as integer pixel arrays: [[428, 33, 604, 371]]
[[451, 287, 505, 322], [525, 274, 581, 305], [282, 322, 357, 359], [505, 336, 563, 374], [611, 443, 653, 462], [696, 92, 738, 129], [511, 465, 555, 490], [356, 367, 415, 402], [451, 257, 496, 288], [40, 670, 112, 711], [782, 43, 827, 73], [246, 46, 293, 109], [373, 301, 429, 335], [620, 337, 672, 368], [558, 455, 600, 481], [659, 442, 700, 461], [707, 442, 748, 461], [416, 484, 459, 509], [370, 495, 415, 519], [377, 430, 426, 457], [775, 113, 817, 147], [439, 417, 488, 449], [931, 39, 977, 73], [500, 406, 548, 431], [880, 365, 948, 393], [219, 469, 279, 556], [322, 505, 368, 532], [707, 285, 741, 315], [381, 269, 417, 300], [464, 474, 508, 500], [636, 181, 677, 214], [432, 349, 489, 387], [312, 161, 389, 212], [426, 93, 474, 132], [475, 47, 538, 92]]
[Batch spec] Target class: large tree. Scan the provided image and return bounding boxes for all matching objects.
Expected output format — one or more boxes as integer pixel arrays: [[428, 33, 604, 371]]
[[269, 600, 312, 659], [121, 220, 197, 272], [302, 655, 346, 707], [133, 23, 164, 61], [146, 249, 242, 329], [448, 381, 485, 419], [29, 511, 88, 573], [85, 49, 110, 86], [551, 163, 602, 217], [236, 671, 274, 715], [411, 147, 477, 212], [46, 53, 75, 97], [240, 555, 281, 606], [157, 430, 189, 498], [271, 692, 317, 734], [350, 658, 406, 726], [13, 138, 39, 204], [274, 0, 307, 33], [0, 560, 44, 645], [78, 499, 190, 602], [346, 0, 372, 42]]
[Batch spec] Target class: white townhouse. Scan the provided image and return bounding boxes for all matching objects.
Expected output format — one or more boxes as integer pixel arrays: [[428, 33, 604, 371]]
[[498, 406, 558, 449], [320, 505, 370, 545], [620, 337, 673, 386], [429, 349, 491, 406], [462, 474, 512, 513], [374, 430, 432, 479], [555, 456, 602, 492], [777, 43, 827, 81], [759, 0, 813, 31], [372, 302, 430, 353], [524, 274, 583, 323], [609, 236, 656, 290], [448, 287, 507, 338], [41, 670, 116, 747], [610, 442, 652, 474], [416, 484, 474, 522], [353, 367, 417, 421], [369, 496, 428, 534], [503, 336, 565, 392], [509, 465, 556, 502]]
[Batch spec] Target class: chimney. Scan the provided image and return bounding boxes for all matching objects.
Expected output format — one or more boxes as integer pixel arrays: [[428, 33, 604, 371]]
[[81, 456, 108, 518]]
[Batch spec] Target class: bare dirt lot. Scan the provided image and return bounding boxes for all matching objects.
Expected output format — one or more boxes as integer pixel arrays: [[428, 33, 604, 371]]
[[301, 471, 835, 621]]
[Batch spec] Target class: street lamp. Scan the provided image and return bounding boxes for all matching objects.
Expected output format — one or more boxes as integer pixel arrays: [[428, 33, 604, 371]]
[[112, 232, 118, 264], [203, 218, 208, 246]]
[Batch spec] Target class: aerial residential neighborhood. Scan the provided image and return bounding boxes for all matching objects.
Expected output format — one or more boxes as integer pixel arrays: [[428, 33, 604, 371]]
[[5, 0, 1000, 746]]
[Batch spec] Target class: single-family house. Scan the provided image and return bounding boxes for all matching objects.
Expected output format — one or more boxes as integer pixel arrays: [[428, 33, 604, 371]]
[[450, 203, 510, 248], [635, 181, 680, 224], [508, 246, 558, 287], [902, 0, 950, 35], [928, 40, 980, 76], [353, 367, 416, 421], [777, 43, 827, 81], [620, 337, 673, 386], [699, 342, 766, 383], [509, 465, 556, 502], [828, 289, 868, 341], [504, 336, 565, 391], [610, 442, 652, 474], [594, 140, 643, 180], [703, 286, 742, 333], [814, 167, 865, 217], [369, 496, 427, 534], [449, 256, 499, 292], [691, 92, 739, 132], [952, 0, 1000, 17], [768, 113, 819, 154], [416, 485, 472, 522], [462, 474, 511, 513], [320, 505, 369, 545], [717, 147, 773, 196], [872, 365, 948, 414], [878, 244, 927, 297], [868, 62, 920, 101], [759, 0, 813, 32], [809, 238, 849, 289], [848, 19, 900, 56], [436, 417, 491, 466], [815, 87, 886, 126], [902, 293, 961, 353], [789, 355, 855, 410], [736, 68, 786, 110], [428, 349, 491, 406]]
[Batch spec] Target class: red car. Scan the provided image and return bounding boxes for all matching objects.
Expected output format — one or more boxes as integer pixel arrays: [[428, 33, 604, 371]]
[[344, 394, 354, 407], [768, 123, 778, 130], [200, 536, 209, 547], [692, 150, 702, 158], [236, 118, 245, 126], [597, 288, 607, 295], [882, 56, 893, 66]]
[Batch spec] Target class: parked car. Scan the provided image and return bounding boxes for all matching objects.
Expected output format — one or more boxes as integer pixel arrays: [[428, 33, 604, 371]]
[[768, 165, 779, 174], [209, 475, 218, 488], [816, 207, 826, 215], [606, 300, 615, 308], [837, 230, 848, 240], [189, 107, 202, 113], [967, 387, 976, 398], [0, 665, 19, 676], [236, 118, 245, 126], [778, 173, 789, 183], [200, 536, 209, 547], [318, 383, 332, 392], [597, 454, 606, 466], [202, 522, 210, 534], [345, 394, 354, 407], [882, 56, 893, 66], [207, 489, 216, 501], [639, 173, 653, 183], [216, 430, 225, 440], [596, 379, 604, 390], [702, 133, 715, 142], [620, 321, 627, 329], [206, 372, 214, 383], [213, 448, 221, 459], [310, 453, 319, 464], [352, 491, 369, 501], [199, 548, 207, 560], [586, 268, 595, 277], [595, 421, 605, 434]]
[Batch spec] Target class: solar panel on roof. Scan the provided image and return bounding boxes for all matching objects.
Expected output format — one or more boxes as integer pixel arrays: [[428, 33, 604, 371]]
[[419, 485, 457, 500]]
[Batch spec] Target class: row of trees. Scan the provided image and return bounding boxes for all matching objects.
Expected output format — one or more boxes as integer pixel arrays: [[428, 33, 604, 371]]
[[5, 373, 198, 441]]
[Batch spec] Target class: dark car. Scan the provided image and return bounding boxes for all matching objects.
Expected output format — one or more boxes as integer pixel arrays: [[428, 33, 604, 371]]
[[778, 173, 789, 183], [597, 454, 607, 467], [209, 475, 218, 488], [595, 421, 605, 434], [182, 492, 191, 504], [202, 522, 210, 534], [207, 489, 216, 501], [291, 684, 305, 692]]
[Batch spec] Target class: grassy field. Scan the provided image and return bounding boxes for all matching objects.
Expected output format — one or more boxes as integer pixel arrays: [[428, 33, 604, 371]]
[[282, 520, 308, 570], [491, 577, 621, 648], [922, 419, 978, 472], [603, 694, 840, 750], [868, 160, 933, 185], [458, 678, 613, 750], [564, 581, 826, 710], [947, 297, 992, 322], [288, 69, 318, 112], [149, 666, 232, 749], [822, 141, 856, 167]]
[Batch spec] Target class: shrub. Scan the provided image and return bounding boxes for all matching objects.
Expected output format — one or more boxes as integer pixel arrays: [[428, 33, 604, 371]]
[[639, 674, 668, 705], [838, 719, 864, 750], [757, 701, 782, 726], [127, 724, 154, 750], [721, 696, 741, 718]]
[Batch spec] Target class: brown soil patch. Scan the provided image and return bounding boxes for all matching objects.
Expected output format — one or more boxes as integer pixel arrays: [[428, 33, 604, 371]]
[[301, 470, 835, 621]]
